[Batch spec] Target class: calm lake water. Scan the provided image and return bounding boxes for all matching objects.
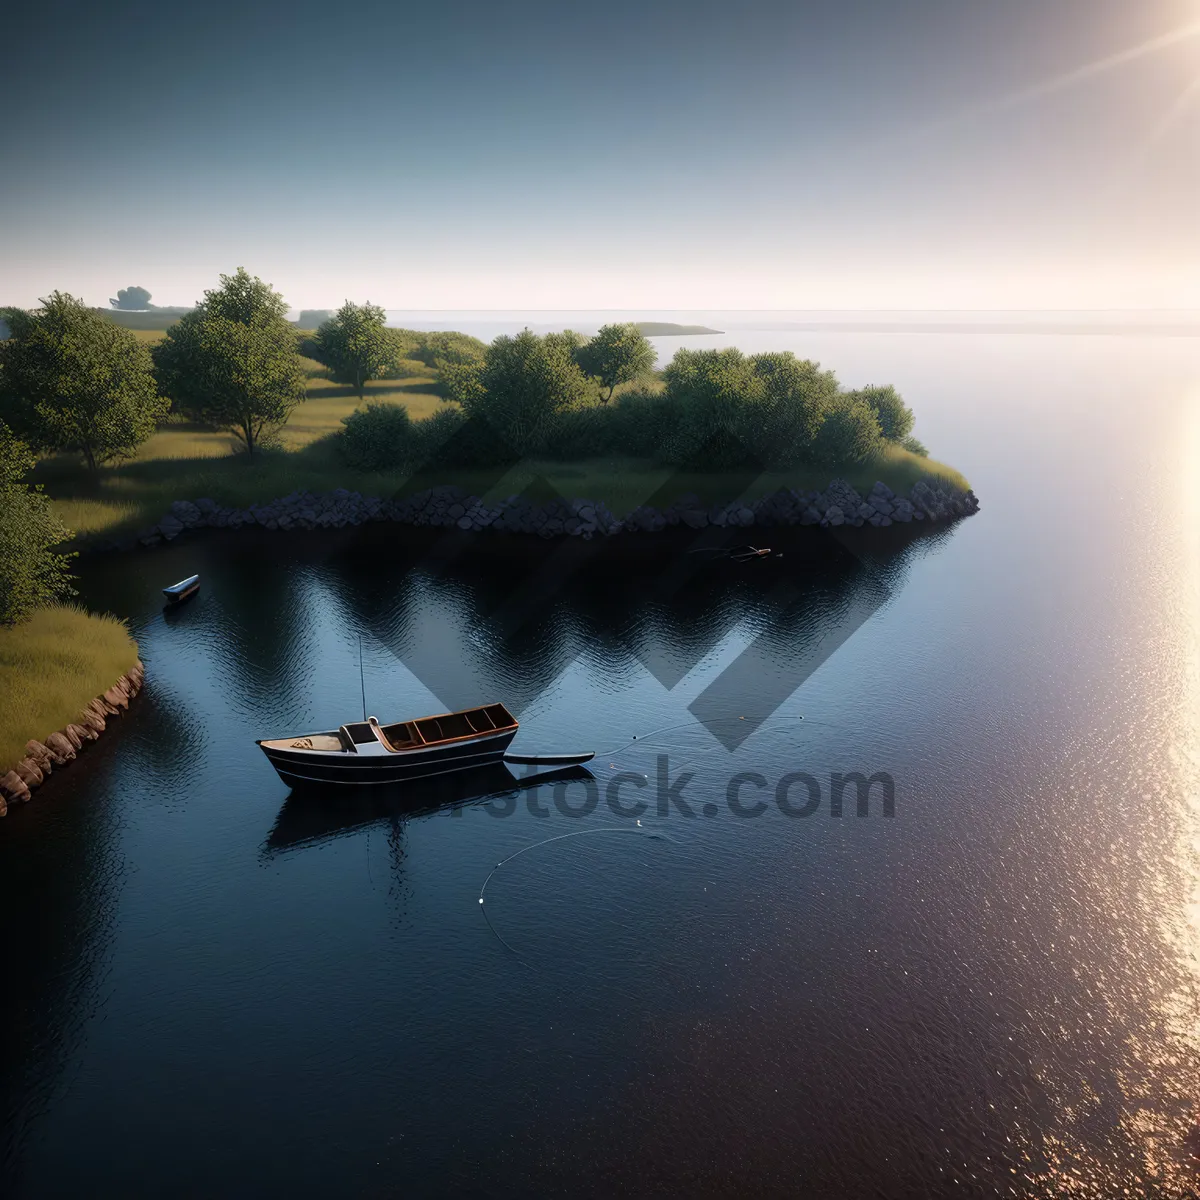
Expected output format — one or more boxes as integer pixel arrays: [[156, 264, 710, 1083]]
[[2, 327, 1198, 1197]]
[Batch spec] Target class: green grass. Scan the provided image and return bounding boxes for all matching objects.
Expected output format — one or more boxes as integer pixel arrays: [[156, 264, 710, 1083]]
[[0, 604, 139, 768], [39, 433, 968, 543], [32, 335, 968, 540]]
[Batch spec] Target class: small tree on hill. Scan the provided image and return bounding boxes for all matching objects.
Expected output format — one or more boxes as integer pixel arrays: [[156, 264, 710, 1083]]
[[0, 421, 75, 625], [152, 268, 305, 456], [312, 302, 399, 400], [576, 324, 657, 402], [110, 286, 152, 310], [0, 293, 167, 472]]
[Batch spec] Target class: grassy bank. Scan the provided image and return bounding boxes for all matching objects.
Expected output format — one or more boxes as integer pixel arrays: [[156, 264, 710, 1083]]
[[33, 331, 969, 541], [41, 430, 968, 543], [0, 605, 139, 768]]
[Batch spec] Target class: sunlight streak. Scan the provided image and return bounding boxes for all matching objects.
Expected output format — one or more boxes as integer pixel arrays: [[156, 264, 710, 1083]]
[[1145, 73, 1200, 146], [903, 20, 1200, 140]]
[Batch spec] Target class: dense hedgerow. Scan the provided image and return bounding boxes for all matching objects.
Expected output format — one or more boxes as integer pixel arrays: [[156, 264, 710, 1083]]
[[340, 331, 919, 473]]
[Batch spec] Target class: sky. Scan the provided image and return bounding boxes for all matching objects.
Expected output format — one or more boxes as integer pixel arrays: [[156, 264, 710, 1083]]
[[4, 0, 1199, 310]]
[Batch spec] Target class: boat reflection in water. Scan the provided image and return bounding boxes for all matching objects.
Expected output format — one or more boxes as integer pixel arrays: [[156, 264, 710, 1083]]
[[264, 761, 595, 852]]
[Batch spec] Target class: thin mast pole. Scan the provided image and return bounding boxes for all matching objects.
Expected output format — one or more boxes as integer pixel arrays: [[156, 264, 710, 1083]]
[[359, 633, 367, 722]]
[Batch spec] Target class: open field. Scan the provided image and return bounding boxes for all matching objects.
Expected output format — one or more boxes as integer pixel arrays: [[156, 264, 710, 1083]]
[[0, 604, 139, 768]]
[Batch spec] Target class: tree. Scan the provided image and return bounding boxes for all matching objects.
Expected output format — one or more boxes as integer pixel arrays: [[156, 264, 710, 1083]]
[[0, 293, 167, 472], [0, 421, 75, 625], [110, 286, 152, 310], [461, 329, 589, 457], [576, 324, 657, 402], [850, 384, 915, 442], [749, 352, 839, 466], [312, 302, 400, 400], [152, 268, 305, 456]]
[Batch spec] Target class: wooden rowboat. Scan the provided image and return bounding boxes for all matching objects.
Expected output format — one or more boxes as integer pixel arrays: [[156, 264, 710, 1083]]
[[257, 702, 593, 788], [163, 574, 200, 604]]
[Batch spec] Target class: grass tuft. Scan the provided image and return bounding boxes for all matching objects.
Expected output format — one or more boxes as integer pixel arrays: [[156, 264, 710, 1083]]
[[0, 604, 139, 769]]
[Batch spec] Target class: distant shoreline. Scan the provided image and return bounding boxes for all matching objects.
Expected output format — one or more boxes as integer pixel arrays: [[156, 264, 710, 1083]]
[[633, 322, 723, 336]]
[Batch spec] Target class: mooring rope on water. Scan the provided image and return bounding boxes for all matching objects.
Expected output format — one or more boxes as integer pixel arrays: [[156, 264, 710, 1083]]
[[478, 825, 682, 965]]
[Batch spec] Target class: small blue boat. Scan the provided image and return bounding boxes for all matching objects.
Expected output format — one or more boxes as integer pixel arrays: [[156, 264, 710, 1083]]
[[162, 574, 200, 604]]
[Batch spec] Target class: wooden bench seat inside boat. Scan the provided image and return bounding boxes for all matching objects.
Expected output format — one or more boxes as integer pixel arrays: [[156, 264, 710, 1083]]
[[379, 704, 516, 751]]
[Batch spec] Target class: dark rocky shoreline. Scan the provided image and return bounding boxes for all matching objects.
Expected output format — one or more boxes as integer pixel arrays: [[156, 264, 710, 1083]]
[[103, 476, 980, 550]]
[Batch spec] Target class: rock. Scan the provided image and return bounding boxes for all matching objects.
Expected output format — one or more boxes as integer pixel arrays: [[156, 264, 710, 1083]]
[[194, 497, 218, 515], [169, 500, 203, 527], [158, 514, 185, 540], [15, 758, 44, 787], [60, 725, 84, 751], [871, 481, 895, 500], [24, 740, 54, 769], [44, 732, 77, 765], [825, 505, 845, 526], [139, 533, 163, 548], [0, 770, 30, 805], [68, 721, 98, 743], [735, 507, 755, 527], [103, 684, 129, 710], [79, 710, 106, 735]]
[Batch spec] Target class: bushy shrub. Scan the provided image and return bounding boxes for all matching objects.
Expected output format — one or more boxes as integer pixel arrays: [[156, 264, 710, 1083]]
[[460, 329, 589, 461], [900, 434, 928, 457], [591, 388, 677, 460], [850, 384, 914, 442], [414, 405, 509, 468], [812, 396, 882, 465], [408, 330, 486, 369], [0, 422, 75, 625], [541, 404, 620, 460], [437, 359, 485, 406], [659, 348, 765, 467], [339, 401, 418, 471], [748, 353, 838, 467]]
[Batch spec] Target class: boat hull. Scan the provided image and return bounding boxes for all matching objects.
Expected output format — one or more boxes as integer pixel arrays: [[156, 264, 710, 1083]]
[[258, 728, 518, 787], [163, 575, 200, 604]]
